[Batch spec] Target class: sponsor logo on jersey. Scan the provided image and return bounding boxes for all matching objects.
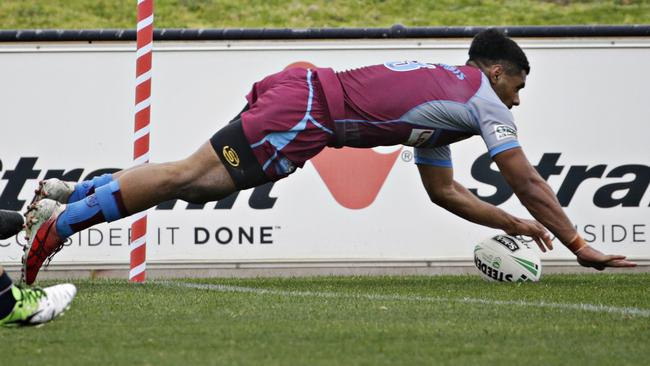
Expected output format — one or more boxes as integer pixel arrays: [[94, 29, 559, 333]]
[[493, 235, 520, 252], [495, 125, 517, 140], [437, 63, 466, 80], [222, 146, 240, 167], [406, 129, 435, 147]]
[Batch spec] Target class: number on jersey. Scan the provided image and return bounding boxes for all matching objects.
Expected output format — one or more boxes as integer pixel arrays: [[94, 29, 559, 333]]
[[384, 61, 436, 72]]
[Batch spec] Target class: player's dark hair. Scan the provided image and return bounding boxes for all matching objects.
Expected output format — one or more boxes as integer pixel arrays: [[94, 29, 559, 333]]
[[468, 29, 530, 75]]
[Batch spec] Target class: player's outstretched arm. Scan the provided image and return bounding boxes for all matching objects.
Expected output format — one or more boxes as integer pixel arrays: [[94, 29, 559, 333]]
[[417, 164, 552, 252], [492, 147, 636, 270]]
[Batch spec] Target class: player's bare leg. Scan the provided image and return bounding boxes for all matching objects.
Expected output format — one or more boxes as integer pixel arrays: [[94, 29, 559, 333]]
[[116, 141, 237, 213], [23, 141, 238, 284], [33, 142, 235, 207]]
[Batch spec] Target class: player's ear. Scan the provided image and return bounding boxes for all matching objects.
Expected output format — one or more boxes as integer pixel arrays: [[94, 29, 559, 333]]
[[488, 64, 504, 84]]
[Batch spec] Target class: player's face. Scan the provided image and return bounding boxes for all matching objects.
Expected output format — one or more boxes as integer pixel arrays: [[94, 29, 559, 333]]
[[492, 69, 527, 109]]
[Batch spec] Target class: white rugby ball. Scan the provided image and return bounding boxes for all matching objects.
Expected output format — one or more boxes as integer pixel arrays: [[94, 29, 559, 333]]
[[474, 235, 542, 282]]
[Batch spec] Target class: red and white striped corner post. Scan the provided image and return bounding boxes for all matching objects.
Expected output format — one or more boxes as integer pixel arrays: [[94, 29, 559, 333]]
[[130, 0, 154, 282]]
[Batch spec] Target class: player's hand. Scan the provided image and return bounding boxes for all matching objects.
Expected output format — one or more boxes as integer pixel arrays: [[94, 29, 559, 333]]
[[505, 219, 553, 253], [575, 245, 637, 271]]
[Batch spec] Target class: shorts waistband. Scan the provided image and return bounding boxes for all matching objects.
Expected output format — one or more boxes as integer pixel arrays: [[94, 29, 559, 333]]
[[312, 67, 345, 147]]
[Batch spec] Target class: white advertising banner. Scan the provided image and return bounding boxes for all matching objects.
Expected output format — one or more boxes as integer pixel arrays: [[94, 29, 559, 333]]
[[0, 38, 648, 266]]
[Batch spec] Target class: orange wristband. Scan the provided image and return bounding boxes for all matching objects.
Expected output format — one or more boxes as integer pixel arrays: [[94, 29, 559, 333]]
[[567, 234, 587, 254]]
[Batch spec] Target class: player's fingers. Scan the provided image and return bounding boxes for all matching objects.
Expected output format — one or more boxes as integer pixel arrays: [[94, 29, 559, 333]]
[[542, 232, 553, 250], [607, 259, 637, 268], [606, 255, 626, 261], [532, 222, 552, 250], [532, 236, 547, 253]]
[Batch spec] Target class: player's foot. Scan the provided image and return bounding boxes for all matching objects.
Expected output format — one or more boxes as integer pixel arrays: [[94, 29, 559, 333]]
[[0, 284, 76, 327], [22, 199, 67, 285], [31, 178, 75, 206]]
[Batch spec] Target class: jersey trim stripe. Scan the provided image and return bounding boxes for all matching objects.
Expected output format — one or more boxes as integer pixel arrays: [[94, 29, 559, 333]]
[[414, 157, 453, 168], [489, 141, 521, 157]]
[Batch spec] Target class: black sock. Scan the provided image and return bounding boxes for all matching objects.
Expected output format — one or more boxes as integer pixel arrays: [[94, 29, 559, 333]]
[[0, 271, 16, 318]]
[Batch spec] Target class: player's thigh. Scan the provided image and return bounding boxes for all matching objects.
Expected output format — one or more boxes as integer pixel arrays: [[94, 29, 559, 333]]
[[182, 141, 237, 194], [209, 118, 270, 191]]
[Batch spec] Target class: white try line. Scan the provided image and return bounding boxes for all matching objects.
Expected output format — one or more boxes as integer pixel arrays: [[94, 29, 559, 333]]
[[159, 281, 650, 318]]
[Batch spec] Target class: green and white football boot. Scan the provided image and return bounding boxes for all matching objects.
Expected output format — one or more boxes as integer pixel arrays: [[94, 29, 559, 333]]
[[0, 284, 76, 327]]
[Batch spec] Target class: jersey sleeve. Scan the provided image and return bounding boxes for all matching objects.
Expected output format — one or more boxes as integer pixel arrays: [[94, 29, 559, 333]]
[[469, 76, 521, 157], [477, 104, 521, 157], [414, 145, 452, 168]]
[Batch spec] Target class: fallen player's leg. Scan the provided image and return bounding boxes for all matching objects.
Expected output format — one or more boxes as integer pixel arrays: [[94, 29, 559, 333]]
[[0, 267, 76, 327]]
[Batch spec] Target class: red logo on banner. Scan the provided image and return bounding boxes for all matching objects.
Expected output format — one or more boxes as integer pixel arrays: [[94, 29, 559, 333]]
[[284, 61, 402, 209], [311, 147, 402, 210], [284, 61, 316, 70]]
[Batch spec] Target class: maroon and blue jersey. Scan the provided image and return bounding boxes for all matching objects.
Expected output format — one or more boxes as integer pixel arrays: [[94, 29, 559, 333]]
[[319, 61, 520, 167], [238, 63, 520, 181]]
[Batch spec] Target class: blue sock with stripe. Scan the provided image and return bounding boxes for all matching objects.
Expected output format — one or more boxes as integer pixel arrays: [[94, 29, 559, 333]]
[[56, 180, 129, 238], [68, 173, 114, 203]]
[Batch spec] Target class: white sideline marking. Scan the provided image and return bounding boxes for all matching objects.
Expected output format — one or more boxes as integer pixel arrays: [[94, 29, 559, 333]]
[[162, 282, 650, 318]]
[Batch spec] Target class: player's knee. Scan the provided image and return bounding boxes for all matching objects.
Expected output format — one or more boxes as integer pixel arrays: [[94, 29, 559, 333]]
[[176, 183, 222, 204], [150, 161, 195, 197], [177, 166, 235, 204]]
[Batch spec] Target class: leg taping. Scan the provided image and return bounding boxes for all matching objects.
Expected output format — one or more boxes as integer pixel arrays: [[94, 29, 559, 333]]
[[92, 173, 114, 190], [94, 180, 128, 222], [69, 173, 114, 203], [56, 180, 128, 238]]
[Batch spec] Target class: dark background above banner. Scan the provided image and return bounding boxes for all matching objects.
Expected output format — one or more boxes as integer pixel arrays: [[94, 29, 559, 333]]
[[2, 25, 650, 42]]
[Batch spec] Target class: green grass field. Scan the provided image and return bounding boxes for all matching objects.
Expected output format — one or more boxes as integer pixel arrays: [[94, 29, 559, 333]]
[[1, 0, 650, 29], [2, 274, 649, 365]]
